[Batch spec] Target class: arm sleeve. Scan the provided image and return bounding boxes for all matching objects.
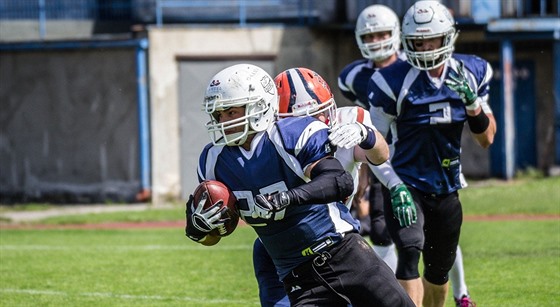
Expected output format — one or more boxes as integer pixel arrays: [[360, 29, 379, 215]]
[[368, 160, 403, 189], [287, 156, 354, 205], [479, 62, 494, 114], [369, 106, 393, 138]]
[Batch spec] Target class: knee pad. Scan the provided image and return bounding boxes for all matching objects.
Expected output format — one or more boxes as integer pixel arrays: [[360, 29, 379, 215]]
[[369, 219, 393, 246], [395, 246, 421, 280], [424, 266, 450, 285]]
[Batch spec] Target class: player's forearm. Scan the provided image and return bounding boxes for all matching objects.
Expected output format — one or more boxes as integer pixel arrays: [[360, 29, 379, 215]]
[[363, 130, 389, 165], [467, 109, 496, 148], [369, 160, 403, 189], [288, 157, 354, 205]]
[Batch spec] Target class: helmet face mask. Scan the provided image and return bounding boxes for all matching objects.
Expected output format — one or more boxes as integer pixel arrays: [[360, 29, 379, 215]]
[[401, 0, 458, 70], [275, 67, 337, 128], [203, 64, 277, 146], [355, 4, 400, 62]]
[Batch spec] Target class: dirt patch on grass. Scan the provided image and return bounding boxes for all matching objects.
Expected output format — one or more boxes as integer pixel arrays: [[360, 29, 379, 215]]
[[464, 214, 560, 221], [0, 221, 185, 230], [1, 215, 558, 230]]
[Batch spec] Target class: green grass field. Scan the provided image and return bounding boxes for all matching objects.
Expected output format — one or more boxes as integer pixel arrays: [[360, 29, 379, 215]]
[[1, 177, 559, 306]]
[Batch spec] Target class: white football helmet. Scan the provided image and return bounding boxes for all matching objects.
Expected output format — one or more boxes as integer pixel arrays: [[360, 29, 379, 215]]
[[355, 4, 400, 62], [203, 64, 277, 146], [401, 0, 458, 70]]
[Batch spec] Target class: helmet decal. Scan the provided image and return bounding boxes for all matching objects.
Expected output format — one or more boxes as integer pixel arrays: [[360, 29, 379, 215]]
[[401, 0, 458, 70], [260, 75, 275, 96]]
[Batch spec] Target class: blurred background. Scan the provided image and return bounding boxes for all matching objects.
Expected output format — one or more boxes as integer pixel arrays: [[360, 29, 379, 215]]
[[0, 0, 558, 205]]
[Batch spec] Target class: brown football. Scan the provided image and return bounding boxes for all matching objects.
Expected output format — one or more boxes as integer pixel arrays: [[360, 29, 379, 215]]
[[192, 180, 239, 236]]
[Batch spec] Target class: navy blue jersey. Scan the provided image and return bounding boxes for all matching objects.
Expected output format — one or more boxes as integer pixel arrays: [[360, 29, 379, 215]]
[[197, 116, 359, 279], [338, 55, 407, 108], [368, 54, 493, 195], [338, 59, 375, 108]]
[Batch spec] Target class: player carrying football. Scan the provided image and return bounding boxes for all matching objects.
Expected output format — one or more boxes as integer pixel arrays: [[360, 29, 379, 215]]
[[185, 64, 414, 306]]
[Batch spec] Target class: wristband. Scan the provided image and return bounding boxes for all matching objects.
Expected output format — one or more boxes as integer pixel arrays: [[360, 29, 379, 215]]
[[465, 97, 481, 111], [467, 109, 490, 134], [359, 126, 377, 150]]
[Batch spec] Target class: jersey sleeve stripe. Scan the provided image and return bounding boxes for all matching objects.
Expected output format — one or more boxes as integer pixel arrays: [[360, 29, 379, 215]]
[[294, 121, 328, 156], [268, 125, 308, 182], [202, 145, 223, 181], [346, 66, 362, 94], [337, 77, 350, 91], [396, 68, 421, 116], [371, 72, 397, 102], [480, 62, 494, 114]]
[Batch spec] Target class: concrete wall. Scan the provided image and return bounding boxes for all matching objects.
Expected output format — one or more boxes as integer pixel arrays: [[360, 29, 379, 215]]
[[146, 26, 366, 204], [0, 48, 140, 203], [147, 26, 285, 204]]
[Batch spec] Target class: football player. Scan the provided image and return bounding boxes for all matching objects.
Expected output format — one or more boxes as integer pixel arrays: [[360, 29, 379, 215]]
[[367, 1, 496, 306], [253, 67, 415, 307], [185, 64, 414, 306], [338, 3, 405, 273], [340, 4, 478, 307]]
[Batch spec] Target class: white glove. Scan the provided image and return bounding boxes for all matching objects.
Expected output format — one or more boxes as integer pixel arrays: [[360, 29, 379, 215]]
[[328, 122, 367, 149], [188, 191, 227, 235]]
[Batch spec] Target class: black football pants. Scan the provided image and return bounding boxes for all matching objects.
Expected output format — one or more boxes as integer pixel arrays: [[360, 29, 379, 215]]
[[282, 233, 415, 307]]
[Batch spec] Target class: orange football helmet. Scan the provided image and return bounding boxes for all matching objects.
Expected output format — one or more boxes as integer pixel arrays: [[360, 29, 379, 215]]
[[274, 67, 337, 127]]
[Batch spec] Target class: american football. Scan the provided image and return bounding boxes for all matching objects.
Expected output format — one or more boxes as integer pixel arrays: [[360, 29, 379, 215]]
[[192, 180, 239, 236]]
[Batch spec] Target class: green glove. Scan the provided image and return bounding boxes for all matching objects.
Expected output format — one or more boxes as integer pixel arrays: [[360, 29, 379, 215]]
[[445, 60, 479, 110], [389, 184, 417, 228]]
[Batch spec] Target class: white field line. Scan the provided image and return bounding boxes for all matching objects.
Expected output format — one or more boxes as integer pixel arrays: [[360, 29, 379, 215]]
[[0, 288, 259, 305], [0, 245, 252, 251]]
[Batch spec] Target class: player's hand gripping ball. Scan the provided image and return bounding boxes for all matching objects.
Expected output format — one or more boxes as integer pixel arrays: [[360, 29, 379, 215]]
[[192, 180, 239, 236]]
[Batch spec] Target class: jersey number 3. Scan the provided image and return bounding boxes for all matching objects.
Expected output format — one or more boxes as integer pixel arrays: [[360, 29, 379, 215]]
[[429, 102, 451, 125]]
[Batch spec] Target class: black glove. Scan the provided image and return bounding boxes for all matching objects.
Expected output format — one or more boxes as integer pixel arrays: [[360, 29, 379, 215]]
[[253, 191, 291, 219], [185, 192, 227, 242]]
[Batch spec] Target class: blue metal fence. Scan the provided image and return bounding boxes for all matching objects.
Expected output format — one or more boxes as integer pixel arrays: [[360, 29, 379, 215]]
[[0, 0, 127, 19], [154, 0, 315, 27], [1, 0, 557, 24], [153, 0, 324, 26], [0, 0, 558, 40]]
